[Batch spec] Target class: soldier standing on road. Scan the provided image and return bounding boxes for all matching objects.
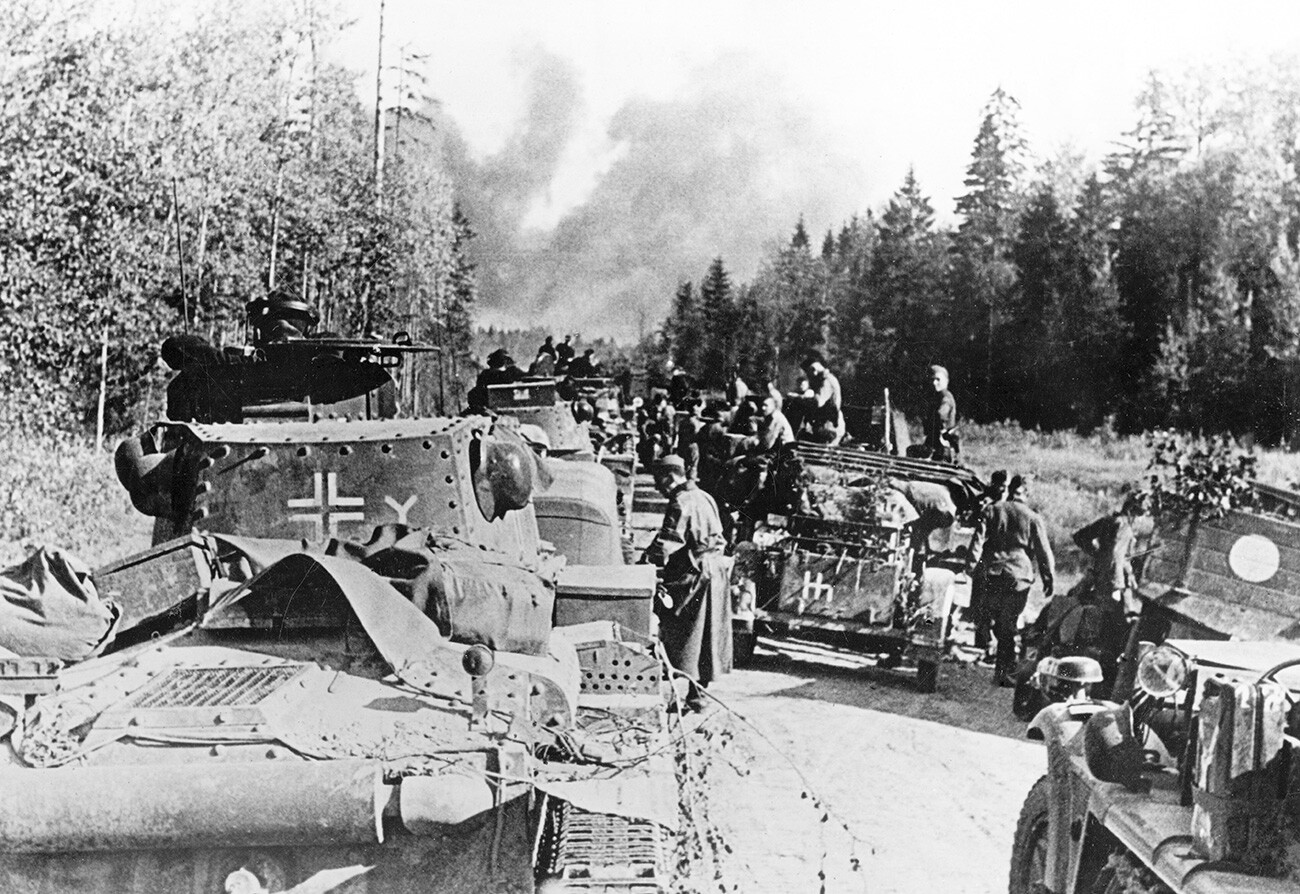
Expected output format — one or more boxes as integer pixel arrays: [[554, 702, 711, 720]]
[[643, 455, 732, 712], [967, 474, 1055, 686], [968, 469, 1008, 662], [1072, 491, 1149, 616]]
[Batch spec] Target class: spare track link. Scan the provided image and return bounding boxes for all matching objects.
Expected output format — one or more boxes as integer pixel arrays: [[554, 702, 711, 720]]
[[536, 798, 668, 893]]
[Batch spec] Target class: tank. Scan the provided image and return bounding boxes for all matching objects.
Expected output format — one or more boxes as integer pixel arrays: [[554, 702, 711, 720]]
[[0, 302, 678, 893], [486, 378, 639, 566]]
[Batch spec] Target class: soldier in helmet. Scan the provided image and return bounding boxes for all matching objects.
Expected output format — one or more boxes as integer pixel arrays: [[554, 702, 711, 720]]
[[643, 454, 732, 712], [467, 349, 524, 411]]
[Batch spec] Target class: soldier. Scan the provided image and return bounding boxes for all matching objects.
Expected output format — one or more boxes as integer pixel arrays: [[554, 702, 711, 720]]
[[555, 334, 576, 368], [923, 364, 958, 461], [568, 348, 599, 378], [1072, 491, 1149, 616], [726, 364, 750, 405], [798, 352, 845, 444], [643, 455, 732, 712], [741, 393, 795, 455], [467, 349, 524, 411], [968, 469, 1009, 662], [674, 394, 706, 481], [538, 334, 557, 358], [529, 349, 556, 377], [967, 474, 1055, 686]]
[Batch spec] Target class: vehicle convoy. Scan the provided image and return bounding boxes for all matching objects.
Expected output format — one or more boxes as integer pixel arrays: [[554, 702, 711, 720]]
[[728, 440, 985, 692], [486, 377, 639, 566], [1011, 496, 1300, 894], [0, 297, 679, 893]]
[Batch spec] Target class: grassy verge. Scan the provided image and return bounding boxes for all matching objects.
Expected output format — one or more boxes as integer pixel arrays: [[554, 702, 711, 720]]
[[962, 421, 1300, 579], [0, 432, 152, 569]]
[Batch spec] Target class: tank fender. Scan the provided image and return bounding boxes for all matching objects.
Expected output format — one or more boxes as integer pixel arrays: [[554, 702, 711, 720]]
[[1028, 699, 1110, 749]]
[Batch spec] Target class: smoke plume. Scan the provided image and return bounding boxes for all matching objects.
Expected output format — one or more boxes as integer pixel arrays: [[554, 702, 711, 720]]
[[440, 50, 868, 341]]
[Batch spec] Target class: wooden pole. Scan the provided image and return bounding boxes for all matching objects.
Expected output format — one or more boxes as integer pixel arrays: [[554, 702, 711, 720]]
[[373, 0, 385, 209]]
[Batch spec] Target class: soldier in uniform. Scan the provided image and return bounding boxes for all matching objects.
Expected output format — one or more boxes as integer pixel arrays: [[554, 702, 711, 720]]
[[466, 349, 524, 411], [967, 469, 1008, 661], [923, 364, 958, 461], [798, 352, 845, 444], [967, 474, 1055, 686], [555, 334, 575, 370], [643, 455, 732, 712]]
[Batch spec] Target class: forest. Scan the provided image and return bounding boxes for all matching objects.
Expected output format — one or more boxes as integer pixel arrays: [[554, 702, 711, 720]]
[[7, 1, 1300, 447], [0, 0, 476, 435], [656, 67, 1300, 444]]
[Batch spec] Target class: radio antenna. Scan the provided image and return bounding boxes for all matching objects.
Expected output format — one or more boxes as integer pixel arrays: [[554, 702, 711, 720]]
[[171, 178, 189, 332]]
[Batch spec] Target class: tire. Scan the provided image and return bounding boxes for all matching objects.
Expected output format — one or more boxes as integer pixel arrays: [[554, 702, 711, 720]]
[[916, 659, 939, 693], [733, 630, 757, 668], [1008, 775, 1052, 894]]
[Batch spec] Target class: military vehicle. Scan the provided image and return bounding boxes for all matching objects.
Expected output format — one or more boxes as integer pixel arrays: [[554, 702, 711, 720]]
[[1010, 497, 1300, 894], [0, 296, 680, 893], [728, 441, 983, 692], [486, 378, 638, 567]]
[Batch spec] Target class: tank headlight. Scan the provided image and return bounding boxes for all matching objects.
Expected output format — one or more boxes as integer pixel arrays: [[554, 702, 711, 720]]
[[1136, 643, 1189, 698]]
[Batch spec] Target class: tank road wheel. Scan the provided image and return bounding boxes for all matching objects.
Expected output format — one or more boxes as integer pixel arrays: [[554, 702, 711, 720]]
[[733, 629, 757, 668], [916, 658, 939, 694], [1008, 775, 1052, 894]]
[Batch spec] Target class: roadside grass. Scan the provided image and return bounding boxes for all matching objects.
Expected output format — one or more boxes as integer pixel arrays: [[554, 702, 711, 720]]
[[962, 421, 1300, 578], [0, 432, 152, 570]]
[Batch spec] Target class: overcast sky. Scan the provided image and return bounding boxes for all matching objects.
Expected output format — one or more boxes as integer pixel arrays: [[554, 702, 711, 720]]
[[330, 1, 1300, 335]]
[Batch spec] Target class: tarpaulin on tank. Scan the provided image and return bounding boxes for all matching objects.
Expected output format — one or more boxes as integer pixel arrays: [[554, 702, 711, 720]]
[[329, 525, 556, 655], [0, 548, 118, 662], [210, 525, 556, 656]]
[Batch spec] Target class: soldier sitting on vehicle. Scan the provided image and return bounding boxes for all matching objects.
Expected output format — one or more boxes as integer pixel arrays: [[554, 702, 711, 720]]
[[796, 352, 846, 444], [528, 348, 556, 377], [907, 364, 958, 462], [466, 348, 524, 411]]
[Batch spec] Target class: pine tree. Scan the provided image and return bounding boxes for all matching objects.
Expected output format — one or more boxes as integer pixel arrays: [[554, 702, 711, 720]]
[[666, 280, 701, 373], [791, 217, 810, 251], [950, 87, 1031, 420], [858, 168, 950, 409], [698, 257, 735, 382]]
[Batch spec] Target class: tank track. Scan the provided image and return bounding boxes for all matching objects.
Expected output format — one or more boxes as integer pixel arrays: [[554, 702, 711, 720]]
[[535, 797, 668, 893]]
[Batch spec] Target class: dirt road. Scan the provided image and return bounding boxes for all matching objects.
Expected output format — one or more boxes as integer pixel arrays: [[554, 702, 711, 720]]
[[681, 639, 1044, 894]]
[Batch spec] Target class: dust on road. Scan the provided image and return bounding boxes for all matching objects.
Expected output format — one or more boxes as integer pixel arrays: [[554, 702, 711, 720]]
[[681, 638, 1044, 894]]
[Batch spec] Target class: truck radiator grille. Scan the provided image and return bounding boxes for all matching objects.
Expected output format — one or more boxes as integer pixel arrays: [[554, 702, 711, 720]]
[[537, 799, 667, 892], [128, 665, 302, 708]]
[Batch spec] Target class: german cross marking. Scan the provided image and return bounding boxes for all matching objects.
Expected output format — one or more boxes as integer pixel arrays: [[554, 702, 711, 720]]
[[287, 472, 365, 537]]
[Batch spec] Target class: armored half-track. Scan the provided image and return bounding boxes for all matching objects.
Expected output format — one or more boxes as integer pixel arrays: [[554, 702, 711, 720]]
[[0, 304, 680, 893]]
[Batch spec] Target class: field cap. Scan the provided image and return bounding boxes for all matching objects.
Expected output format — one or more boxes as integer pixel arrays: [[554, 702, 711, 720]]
[[652, 455, 686, 475]]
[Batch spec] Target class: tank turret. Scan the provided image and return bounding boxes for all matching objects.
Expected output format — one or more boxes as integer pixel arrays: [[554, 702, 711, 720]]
[[0, 314, 679, 892]]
